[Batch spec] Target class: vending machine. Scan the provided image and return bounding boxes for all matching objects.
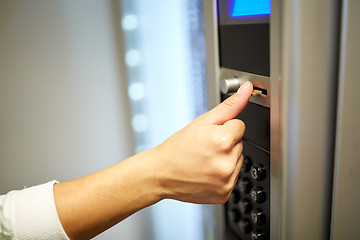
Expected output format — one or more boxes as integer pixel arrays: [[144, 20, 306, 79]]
[[203, 0, 360, 239]]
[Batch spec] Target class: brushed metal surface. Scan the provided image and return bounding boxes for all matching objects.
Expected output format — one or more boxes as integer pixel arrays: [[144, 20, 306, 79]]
[[330, 1, 360, 239], [204, 0, 220, 110], [271, 0, 340, 239], [220, 68, 270, 108], [202, 1, 225, 240]]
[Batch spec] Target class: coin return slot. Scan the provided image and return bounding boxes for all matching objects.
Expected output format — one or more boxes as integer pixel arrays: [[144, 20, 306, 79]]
[[252, 86, 268, 96]]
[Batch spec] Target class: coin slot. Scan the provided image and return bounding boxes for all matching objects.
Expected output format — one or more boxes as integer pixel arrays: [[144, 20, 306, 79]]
[[252, 86, 268, 96]]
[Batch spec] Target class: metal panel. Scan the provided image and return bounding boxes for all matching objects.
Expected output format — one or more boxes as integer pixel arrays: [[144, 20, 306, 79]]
[[204, 0, 220, 110], [220, 68, 270, 108], [202, 1, 225, 240], [270, 0, 340, 239], [330, 1, 360, 239], [269, 1, 281, 239]]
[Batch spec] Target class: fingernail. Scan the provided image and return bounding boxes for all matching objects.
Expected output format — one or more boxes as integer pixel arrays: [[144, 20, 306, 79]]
[[237, 81, 252, 95]]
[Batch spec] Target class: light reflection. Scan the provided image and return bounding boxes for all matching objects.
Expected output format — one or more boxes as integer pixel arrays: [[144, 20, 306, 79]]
[[122, 14, 138, 30]]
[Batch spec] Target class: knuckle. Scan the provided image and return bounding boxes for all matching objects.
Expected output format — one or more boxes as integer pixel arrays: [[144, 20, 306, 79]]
[[218, 189, 232, 204], [218, 161, 235, 179], [223, 96, 236, 108], [237, 120, 246, 138], [216, 135, 234, 151], [217, 185, 230, 198], [239, 119, 246, 130]]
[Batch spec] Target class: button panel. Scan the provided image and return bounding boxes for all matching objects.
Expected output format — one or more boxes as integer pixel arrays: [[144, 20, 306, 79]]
[[251, 187, 266, 203], [239, 178, 252, 193], [251, 164, 266, 181], [226, 140, 270, 240], [251, 209, 266, 225]]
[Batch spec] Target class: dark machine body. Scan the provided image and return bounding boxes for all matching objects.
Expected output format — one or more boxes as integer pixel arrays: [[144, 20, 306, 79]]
[[217, 0, 271, 239]]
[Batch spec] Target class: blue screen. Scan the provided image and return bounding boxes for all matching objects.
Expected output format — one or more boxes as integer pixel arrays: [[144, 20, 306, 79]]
[[231, 0, 271, 17]]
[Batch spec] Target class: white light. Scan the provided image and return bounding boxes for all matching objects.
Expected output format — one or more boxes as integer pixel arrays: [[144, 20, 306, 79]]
[[122, 15, 138, 31], [128, 83, 145, 100], [125, 50, 141, 67], [132, 114, 148, 132]]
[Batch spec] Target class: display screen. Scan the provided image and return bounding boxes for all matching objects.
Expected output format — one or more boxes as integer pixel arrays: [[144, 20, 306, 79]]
[[218, 0, 270, 76], [219, 0, 271, 25], [231, 0, 270, 17]]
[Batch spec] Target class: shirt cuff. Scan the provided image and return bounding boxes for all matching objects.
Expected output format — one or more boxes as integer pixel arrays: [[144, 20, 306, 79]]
[[8, 181, 70, 240]]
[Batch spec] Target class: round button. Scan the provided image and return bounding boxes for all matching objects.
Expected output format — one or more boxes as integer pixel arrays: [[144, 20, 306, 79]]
[[251, 164, 266, 181], [239, 219, 252, 234], [220, 77, 242, 94], [239, 199, 252, 214], [239, 178, 252, 193], [251, 230, 266, 240], [251, 209, 266, 225], [227, 208, 241, 223], [229, 190, 240, 204], [251, 187, 266, 203], [241, 156, 252, 172]]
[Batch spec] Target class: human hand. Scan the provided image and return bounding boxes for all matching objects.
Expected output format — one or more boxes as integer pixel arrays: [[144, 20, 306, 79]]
[[53, 81, 252, 239], [151, 81, 253, 204]]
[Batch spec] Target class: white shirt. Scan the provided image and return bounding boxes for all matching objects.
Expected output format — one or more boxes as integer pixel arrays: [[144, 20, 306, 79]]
[[0, 181, 70, 240]]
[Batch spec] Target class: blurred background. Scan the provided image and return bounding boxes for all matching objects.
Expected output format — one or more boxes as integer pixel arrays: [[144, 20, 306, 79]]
[[0, 0, 208, 239]]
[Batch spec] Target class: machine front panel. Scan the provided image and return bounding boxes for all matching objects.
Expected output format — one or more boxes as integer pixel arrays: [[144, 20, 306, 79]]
[[217, 0, 271, 239]]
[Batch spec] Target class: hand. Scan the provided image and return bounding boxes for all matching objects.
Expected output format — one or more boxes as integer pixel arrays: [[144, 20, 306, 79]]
[[151, 81, 253, 204], [54, 81, 252, 239]]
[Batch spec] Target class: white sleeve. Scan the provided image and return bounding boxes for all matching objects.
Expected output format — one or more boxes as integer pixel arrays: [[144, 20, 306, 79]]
[[0, 181, 70, 240]]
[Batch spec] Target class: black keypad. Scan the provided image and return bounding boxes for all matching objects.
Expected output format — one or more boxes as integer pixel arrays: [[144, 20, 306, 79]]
[[239, 219, 253, 234], [239, 178, 252, 193], [251, 164, 266, 181], [225, 140, 270, 240], [251, 209, 266, 225], [239, 198, 252, 214], [228, 208, 241, 223], [241, 156, 252, 172], [229, 189, 241, 204], [251, 230, 266, 240], [251, 187, 266, 203]]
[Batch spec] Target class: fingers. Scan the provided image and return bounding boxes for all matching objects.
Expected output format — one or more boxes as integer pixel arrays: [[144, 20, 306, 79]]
[[223, 119, 246, 144], [233, 141, 244, 159], [230, 154, 244, 188], [198, 81, 253, 125]]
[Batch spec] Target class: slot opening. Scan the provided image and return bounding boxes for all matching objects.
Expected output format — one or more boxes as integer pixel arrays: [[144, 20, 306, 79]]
[[253, 86, 268, 96]]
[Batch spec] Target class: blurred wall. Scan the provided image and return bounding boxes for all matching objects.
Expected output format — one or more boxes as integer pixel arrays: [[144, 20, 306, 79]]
[[0, 0, 151, 239]]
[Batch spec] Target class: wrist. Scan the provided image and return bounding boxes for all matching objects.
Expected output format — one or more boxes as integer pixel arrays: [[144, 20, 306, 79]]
[[141, 146, 173, 201], [129, 148, 167, 203]]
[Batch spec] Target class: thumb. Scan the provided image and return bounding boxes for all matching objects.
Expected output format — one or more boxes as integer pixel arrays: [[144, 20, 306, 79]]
[[201, 81, 253, 125]]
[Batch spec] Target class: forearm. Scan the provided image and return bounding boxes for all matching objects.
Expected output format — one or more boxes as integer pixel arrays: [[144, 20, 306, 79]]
[[54, 149, 163, 240]]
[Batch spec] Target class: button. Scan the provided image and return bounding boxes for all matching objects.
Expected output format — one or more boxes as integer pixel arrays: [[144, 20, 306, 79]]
[[239, 219, 253, 234], [251, 164, 266, 181], [251, 187, 266, 203], [251, 230, 266, 240], [241, 156, 252, 172], [251, 209, 266, 225], [239, 178, 252, 193], [220, 77, 243, 94], [227, 208, 241, 223], [239, 199, 252, 214], [229, 190, 240, 204]]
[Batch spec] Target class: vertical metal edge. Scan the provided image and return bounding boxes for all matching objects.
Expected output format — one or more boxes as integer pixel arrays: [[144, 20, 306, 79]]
[[270, 0, 282, 239], [202, 1, 224, 240], [276, 0, 340, 239], [331, 0, 360, 239], [330, 1, 348, 239], [204, 0, 220, 110]]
